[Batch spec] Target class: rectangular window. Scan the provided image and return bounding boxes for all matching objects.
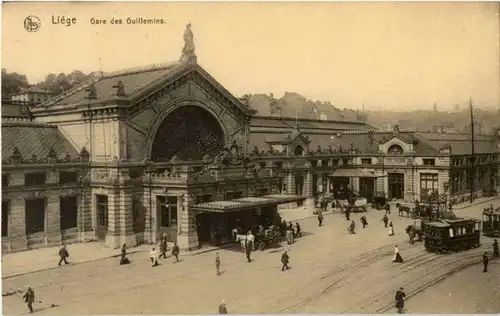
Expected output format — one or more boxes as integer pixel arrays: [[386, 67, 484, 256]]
[[159, 196, 178, 228], [2, 174, 9, 187], [25, 172, 47, 186], [361, 158, 372, 165], [342, 158, 349, 166], [420, 173, 438, 201], [196, 194, 212, 204], [332, 159, 339, 166], [423, 159, 435, 166], [2, 201, 9, 237], [60, 196, 78, 230], [256, 188, 269, 197], [59, 171, 78, 184], [25, 198, 45, 234], [225, 191, 243, 200], [96, 195, 108, 228]]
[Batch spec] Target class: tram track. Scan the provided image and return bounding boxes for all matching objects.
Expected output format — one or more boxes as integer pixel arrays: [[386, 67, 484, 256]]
[[274, 246, 485, 313]]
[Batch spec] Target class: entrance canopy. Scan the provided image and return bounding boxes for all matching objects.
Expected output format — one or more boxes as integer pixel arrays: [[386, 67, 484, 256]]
[[330, 169, 377, 178], [192, 195, 306, 213]]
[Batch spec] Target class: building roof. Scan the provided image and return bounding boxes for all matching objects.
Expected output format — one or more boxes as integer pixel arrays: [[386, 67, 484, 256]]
[[11, 87, 53, 95], [1, 123, 79, 161], [40, 62, 184, 107], [415, 132, 499, 155], [192, 195, 306, 212]]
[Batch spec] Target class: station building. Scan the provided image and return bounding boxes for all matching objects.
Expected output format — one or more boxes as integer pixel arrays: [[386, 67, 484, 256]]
[[2, 30, 499, 253]]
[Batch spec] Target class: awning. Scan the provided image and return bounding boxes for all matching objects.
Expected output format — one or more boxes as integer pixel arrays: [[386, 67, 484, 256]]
[[330, 169, 377, 178], [192, 194, 306, 213]]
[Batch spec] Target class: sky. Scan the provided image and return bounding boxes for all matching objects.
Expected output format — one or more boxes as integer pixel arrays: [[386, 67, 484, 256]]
[[2, 1, 499, 111]]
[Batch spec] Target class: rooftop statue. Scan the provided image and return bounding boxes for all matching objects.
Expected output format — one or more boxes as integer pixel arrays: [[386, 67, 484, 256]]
[[182, 23, 196, 58]]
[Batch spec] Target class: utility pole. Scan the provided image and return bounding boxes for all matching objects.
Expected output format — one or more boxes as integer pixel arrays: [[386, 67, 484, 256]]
[[469, 97, 475, 203]]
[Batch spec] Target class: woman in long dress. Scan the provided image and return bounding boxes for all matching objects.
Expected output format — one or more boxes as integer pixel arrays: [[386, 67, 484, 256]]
[[388, 221, 395, 236], [393, 245, 403, 263]]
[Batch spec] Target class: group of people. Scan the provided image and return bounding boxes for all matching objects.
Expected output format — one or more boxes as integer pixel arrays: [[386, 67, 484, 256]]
[[149, 234, 180, 267]]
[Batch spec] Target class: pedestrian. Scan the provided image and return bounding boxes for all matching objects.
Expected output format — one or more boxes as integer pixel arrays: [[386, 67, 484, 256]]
[[172, 242, 180, 262], [382, 214, 389, 228], [150, 247, 159, 267], [345, 208, 351, 221], [348, 220, 356, 234], [295, 222, 302, 238], [120, 243, 130, 265], [395, 287, 406, 314], [215, 252, 221, 276], [388, 221, 395, 236], [281, 250, 290, 271], [492, 239, 499, 258], [218, 299, 228, 314], [317, 211, 324, 227], [160, 234, 168, 259], [360, 215, 368, 228], [22, 286, 35, 313], [393, 245, 403, 263], [245, 241, 252, 263], [58, 245, 69, 266], [482, 252, 489, 273]]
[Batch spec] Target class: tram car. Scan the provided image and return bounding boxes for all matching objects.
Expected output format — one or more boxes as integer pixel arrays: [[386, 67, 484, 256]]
[[482, 206, 500, 237], [423, 217, 481, 253]]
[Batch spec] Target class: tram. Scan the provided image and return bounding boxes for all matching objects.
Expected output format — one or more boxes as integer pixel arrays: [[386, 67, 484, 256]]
[[423, 217, 481, 253], [482, 206, 500, 237]]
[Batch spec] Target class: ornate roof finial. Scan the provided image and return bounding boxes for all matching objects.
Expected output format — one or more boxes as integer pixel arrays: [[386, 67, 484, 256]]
[[112, 80, 126, 97], [181, 23, 197, 63]]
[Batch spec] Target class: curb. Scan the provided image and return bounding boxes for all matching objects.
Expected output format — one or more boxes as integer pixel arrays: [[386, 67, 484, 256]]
[[453, 196, 500, 210]]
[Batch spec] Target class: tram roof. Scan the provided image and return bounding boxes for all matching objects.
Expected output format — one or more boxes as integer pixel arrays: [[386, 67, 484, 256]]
[[192, 195, 306, 213]]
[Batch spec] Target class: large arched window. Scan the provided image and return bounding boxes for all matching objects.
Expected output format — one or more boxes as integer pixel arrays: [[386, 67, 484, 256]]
[[294, 145, 304, 156], [388, 144, 404, 155], [151, 106, 225, 161]]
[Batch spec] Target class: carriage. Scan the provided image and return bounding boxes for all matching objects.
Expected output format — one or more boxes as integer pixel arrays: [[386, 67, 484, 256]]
[[371, 195, 390, 211], [423, 218, 481, 253], [482, 207, 500, 237], [340, 197, 368, 213], [257, 229, 283, 251]]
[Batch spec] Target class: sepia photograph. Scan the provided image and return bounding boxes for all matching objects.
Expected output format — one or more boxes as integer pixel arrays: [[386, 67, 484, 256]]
[[1, 1, 500, 314]]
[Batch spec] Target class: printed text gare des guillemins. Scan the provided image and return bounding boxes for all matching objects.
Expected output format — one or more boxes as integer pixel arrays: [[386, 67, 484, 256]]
[[51, 15, 167, 26]]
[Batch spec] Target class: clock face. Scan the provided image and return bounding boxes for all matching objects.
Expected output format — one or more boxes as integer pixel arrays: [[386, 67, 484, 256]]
[[151, 105, 225, 162]]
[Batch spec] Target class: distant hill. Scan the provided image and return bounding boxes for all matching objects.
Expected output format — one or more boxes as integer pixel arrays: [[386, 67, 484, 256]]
[[365, 108, 500, 134], [245, 92, 367, 123]]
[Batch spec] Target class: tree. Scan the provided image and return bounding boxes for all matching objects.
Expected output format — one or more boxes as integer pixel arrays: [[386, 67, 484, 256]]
[[1, 68, 30, 97], [36, 70, 90, 95]]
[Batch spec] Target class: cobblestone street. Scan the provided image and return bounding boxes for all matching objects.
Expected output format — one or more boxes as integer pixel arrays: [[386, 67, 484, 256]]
[[2, 199, 498, 314]]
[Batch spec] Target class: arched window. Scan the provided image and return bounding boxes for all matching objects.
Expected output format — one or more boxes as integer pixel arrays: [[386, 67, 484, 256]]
[[294, 145, 304, 156], [388, 144, 403, 155]]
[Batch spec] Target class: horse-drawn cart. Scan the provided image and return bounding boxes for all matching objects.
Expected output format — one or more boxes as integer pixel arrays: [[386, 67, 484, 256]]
[[340, 197, 369, 213], [258, 230, 283, 251]]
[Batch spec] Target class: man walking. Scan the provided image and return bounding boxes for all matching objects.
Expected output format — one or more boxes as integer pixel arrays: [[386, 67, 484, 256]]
[[150, 247, 159, 267], [159, 234, 168, 259], [23, 286, 35, 313], [395, 287, 406, 314], [382, 214, 389, 228], [492, 239, 499, 258], [360, 215, 368, 228], [281, 250, 290, 271], [58, 245, 69, 266], [345, 208, 351, 221], [482, 252, 489, 273], [245, 241, 252, 263], [215, 252, 221, 276], [317, 211, 324, 227], [172, 242, 180, 262], [295, 222, 302, 238]]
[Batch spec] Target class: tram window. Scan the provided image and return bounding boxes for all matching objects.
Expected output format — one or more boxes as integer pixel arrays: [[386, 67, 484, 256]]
[[449, 228, 454, 238]]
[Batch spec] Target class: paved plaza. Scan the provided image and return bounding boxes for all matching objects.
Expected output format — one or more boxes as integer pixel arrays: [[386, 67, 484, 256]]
[[2, 197, 499, 314]]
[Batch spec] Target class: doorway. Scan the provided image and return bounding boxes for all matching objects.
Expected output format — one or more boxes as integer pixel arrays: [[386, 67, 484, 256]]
[[60, 196, 78, 231], [388, 173, 405, 200], [95, 195, 108, 241], [359, 177, 375, 200], [156, 196, 178, 243]]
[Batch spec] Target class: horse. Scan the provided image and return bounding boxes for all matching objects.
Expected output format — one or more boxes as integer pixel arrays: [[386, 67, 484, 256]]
[[396, 203, 411, 217], [405, 225, 424, 244], [235, 232, 255, 252]]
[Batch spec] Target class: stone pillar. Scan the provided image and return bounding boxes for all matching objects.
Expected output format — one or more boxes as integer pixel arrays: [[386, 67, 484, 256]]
[[286, 172, 296, 195], [46, 195, 61, 247], [9, 197, 27, 251], [79, 187, 94, 241], [105, 188, 121, 248], [304, 165, 314, 207], [176, 193, 199, 251], [143, 185, 153, 244]]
